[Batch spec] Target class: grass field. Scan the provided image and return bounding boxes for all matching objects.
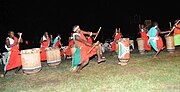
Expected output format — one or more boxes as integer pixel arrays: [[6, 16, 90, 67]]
[[0, 48, 180, 92]]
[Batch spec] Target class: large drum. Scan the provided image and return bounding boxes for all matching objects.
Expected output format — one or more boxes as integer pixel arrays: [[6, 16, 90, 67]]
[[21, 48, 41, 74], [165, 35, 175, 53], [118, 38, 130, 65], [136, 38, 145, 54], [45, 47, 61, 67]]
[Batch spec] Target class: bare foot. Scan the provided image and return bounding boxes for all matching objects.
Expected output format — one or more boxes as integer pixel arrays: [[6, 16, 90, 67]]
[[14, 73, 17, 75], [98, 58, 106, 64], [161, 46, 165, 50], [14, 72, 20, 75], [76, 70, 80, 74], [153, 56, 158, 58]]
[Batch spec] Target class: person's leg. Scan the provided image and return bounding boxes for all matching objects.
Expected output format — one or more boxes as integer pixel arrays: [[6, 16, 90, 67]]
[[154, 46, 165, 58], [76, 59, 89, 73], [14, 66, 22, 75], [110, 51, 115, 56], [2, 70, 7, 77], [95, 46, 106, 64]]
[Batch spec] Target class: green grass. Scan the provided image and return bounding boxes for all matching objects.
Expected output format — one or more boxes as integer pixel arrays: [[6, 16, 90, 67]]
[[0, 49, 180, 92]]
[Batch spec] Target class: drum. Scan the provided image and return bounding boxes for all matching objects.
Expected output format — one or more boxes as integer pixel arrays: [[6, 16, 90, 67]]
[[45, 47, 61, 67], [137, 38, 145, 54], [21, 49, 41, 74], [118, 38, 130, 65], [165, 35, 175, 53]]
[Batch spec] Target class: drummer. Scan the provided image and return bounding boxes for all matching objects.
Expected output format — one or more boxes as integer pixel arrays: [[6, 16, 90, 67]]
[[173, 19, 180, 46], [64, 36, 74, 59], [139, 24, 151, 52], [40, 32, 53, 61], [111, 28, 122, 55], [2, 31, 23, 77], [147, 22, 170, 58], [72, 25, 106, 73], [52, 34, 62, 48]]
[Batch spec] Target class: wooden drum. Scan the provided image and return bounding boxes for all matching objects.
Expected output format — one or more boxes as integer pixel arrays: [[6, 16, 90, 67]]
[[165, 35, 175, 53], [21, 48, 41, 74], [118, 38, 130, 66], [136, 38, 145, 54], [45, 47, 61, 67]]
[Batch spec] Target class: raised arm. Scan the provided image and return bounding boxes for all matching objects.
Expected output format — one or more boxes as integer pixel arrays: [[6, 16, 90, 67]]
[[81, 30, 97, 36], [50, 35, 53, 43], [40, 37, 43, 44], [75, 35, 92, 47], [17, 32, 23, 43], [157, 28, 170, 34]]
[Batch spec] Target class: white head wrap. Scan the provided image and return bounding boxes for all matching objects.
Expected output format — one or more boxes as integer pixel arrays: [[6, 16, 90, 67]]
[[154, 25, 158, 28], [73, 25, 80, 32]]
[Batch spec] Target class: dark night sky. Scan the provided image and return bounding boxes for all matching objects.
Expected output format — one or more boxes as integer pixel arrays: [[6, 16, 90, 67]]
[[0, 0, 179, 52]]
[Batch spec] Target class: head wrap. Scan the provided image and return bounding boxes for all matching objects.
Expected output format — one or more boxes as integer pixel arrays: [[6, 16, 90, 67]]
[[72, 25, 80, 32]]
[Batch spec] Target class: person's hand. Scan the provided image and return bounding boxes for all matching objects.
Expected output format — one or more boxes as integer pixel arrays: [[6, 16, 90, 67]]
[[17, 32, 22, 36], [94, 41, 100, 46]]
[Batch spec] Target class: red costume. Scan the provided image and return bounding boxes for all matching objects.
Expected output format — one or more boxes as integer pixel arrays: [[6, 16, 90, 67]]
[[140, 29, 151, 50], [76, 32, 97, 63], [4, 37, 21, 71], [174, 23, 180, 35], [40, 36, 50, 61], [111, 33, 122, 51], [54, 41, 61, 48], [65, 39, 74, 56], [87, 36, 93, 44], [156, 33, 164, 51]]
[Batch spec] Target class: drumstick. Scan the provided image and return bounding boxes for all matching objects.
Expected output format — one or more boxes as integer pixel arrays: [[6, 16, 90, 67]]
[[169, 22, 172, 29], [87, 41, 99, 54], [94, 27, 101, 40], [167, 20, 180, 36]]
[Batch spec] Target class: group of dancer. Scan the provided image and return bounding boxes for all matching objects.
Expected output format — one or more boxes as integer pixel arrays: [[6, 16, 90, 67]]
[[1, 19, 180, 77], [138, 20, 180, 58], [1, 25, 106, 77]]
